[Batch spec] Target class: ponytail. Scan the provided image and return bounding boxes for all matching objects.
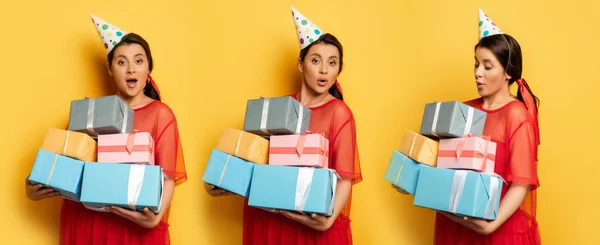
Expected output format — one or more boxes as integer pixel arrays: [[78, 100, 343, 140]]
[[515, 78, 540, 145], [329, 81, 344, 101], [144, 81, 161, 101], [515, 79, 539, 111]]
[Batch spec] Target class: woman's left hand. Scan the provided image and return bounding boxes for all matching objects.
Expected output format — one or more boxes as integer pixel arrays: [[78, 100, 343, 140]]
[[280, 211, 332, 232], [440, 212, 498, 235], [109, 206, 161, 229]]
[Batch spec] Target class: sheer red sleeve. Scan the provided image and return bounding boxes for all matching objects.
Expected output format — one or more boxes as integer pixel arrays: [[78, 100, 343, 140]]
[[154, 107, 187, 186], [506, 105, 540, 189], [329, 104, 362, 184]]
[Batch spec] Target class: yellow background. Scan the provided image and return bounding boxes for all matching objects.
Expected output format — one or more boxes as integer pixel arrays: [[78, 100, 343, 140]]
[[1, 0, 598, 244]]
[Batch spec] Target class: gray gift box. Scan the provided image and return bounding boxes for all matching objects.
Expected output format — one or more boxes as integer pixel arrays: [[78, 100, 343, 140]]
[[419, 101, 487, 138], [68, 95, 134, 138], [243, 96, 311, 137]]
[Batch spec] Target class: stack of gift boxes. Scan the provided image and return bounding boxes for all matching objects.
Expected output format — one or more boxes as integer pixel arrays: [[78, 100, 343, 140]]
[[385, 101, 503, 220], [28, 95, 164, 213], [202, 96, 338, 216]]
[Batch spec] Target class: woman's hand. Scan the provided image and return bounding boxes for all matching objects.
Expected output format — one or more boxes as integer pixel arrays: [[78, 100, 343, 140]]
[[25, 177, 59, 201], [280, 211, 333, 231], [204, 182, 235, 197], [109, 207, 161, 229], [391, 184, 410, 195], [440, 212, 498, 235]]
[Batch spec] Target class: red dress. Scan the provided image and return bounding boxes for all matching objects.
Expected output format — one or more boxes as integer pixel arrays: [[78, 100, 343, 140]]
[[60, 100, 188, 245], [434, 98, 541, 245], [243, 96, 363, 245]]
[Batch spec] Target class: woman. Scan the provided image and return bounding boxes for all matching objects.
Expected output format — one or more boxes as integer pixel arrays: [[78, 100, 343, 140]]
[[26, 15, 187, 245], [205, 8, 362, 245], [434, 10, 541, 244]]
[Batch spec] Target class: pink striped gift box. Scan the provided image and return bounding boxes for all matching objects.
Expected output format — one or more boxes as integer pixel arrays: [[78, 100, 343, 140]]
[[269, 133, 329, 168], [437, 136, 496, 173], [98, 132, 155, 165]]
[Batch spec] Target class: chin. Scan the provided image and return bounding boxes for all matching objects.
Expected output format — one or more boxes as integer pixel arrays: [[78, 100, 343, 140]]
[[119, 87, 142, 98], [315, 87, 330, 95], [476, 89, 487, 97], [305, 84, 326, 95]]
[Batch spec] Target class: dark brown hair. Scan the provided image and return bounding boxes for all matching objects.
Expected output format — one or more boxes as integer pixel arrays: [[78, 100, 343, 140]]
[[475, 34, 539, 110], [107, 33, 160, 101], [299, 33, 344, 101]]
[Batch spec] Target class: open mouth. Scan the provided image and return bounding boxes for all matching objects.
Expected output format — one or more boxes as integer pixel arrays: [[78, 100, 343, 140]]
[[126, 78, 138, 88], [317, 79, 327, 87]]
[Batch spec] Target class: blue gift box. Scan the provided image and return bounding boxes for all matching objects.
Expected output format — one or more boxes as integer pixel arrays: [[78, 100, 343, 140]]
[[202, 149, 254, 197], [248, 165, 337, 216], [384, 150, 425, 195], [413, 167, 502, 220], [80, 162, 163, 213], [28, 149, 85, 201]]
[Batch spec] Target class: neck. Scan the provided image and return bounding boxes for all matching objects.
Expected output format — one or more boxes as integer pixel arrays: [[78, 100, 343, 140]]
[[117, 91, 151, 109], [481, 83, 514, 110], [297, 83, 333, 108]]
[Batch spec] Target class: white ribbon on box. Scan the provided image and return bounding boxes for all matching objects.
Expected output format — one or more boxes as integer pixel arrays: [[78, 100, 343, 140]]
[[119, 101, 129, 133], [295, 105, 304, 134], [294, 168, 339, 215], [127, 164, 145, 211], [84, 166, 163, 213], [431, 102, 441, 137], [294, 168, 314, 211], [44, 132, 72, 186], [259, 98, 271, 135], [217, 155, 232, 187], [484, 176, 500, 219], [448, 170, 502, 220], [127, 165, 163, 213], [260, 97, 305, 136], [86, 98, 99, 137], [85, 97, 129, 137], [431, 102, 475, 137], [462, 107, 474, 137], [155, 171, 165, 214]]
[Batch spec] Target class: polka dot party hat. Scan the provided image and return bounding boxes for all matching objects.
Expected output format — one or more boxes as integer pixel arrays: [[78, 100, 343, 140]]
[[291, 7, 324, 50], [90, 14, 129, 54], [478, 8, 503, 40]]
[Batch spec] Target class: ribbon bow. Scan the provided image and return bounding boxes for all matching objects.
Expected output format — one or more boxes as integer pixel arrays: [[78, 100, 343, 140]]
[[126, 130, 141, 154], [455, 134, 492, 172], [515, 78, 540, 146], [295, 131, 326, 156], [147, 75, 161, 98]]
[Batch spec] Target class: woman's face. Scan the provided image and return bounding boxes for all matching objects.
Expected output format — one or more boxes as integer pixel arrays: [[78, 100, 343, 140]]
[[298, 43, 340, 95], [474, 47, 511, 97], [107, 43, 150, 98]]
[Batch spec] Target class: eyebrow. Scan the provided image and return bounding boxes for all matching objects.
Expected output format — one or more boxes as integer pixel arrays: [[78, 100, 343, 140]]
[[116, 53, 145, 59], [474, 57, 493, 63], [309, 53, 339, 59]]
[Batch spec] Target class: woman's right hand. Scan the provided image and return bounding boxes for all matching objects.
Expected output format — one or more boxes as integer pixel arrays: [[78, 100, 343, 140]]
[[204, 182, 235, 197], [25, 177, 59, 201], [391, 184, 410, 195]]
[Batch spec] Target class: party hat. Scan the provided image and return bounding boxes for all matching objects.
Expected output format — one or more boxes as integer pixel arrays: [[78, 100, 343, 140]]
[[478, 8, 503, 39], [291, 7, 324, 50], [91, 14, 129, 53]]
